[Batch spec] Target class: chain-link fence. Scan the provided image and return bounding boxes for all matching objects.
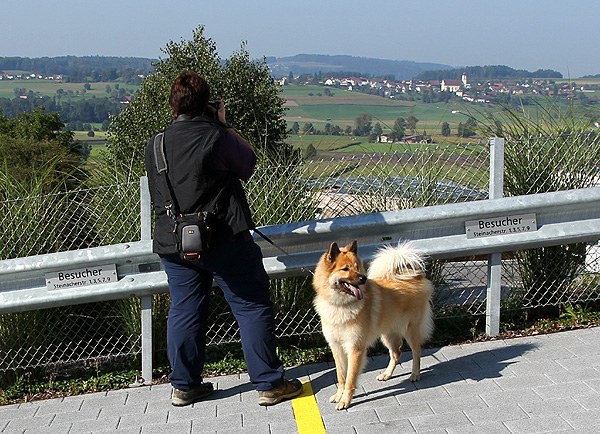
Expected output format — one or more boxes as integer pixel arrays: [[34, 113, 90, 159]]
[[2, 135, 600, 374]]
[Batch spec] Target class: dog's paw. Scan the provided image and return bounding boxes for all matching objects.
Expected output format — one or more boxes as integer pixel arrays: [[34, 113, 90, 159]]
[[376, 373, 391, 381], [335, 400, 350, 410], [329, 393, 341, 403], [409, 372, 421, 382]]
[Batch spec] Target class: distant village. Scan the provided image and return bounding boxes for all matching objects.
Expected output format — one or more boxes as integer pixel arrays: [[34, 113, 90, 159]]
[[0, 72, 65, 81], [281, 73, 598, 104], [4, 70, 596, 105]]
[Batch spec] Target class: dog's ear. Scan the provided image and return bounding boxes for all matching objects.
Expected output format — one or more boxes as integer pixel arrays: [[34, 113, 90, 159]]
[[346, 240, 358, 254], [326, 242, 340, 263]]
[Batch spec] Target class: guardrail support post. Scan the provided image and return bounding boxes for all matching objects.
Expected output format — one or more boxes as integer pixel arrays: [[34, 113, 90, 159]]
[[486, 137, 505, 336], [140, 176, 152, 242], [140, 176, 153, 384], [140, 295, 153, 384]]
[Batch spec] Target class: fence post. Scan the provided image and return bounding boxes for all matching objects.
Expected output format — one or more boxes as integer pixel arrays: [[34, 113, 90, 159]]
[[486, 137, 505, 336], [140, 176, 153, 384], [140, 176, 152, 241]]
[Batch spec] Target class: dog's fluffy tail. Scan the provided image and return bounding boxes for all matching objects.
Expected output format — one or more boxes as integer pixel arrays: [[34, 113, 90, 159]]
[[367, 241, 427, 280]]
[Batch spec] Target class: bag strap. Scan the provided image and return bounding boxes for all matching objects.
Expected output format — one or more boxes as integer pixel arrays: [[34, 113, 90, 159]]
[[153, 132, 181, 222]]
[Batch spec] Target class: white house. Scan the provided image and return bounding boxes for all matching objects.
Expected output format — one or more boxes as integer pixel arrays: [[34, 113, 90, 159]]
[[441, 79, 463, 93]]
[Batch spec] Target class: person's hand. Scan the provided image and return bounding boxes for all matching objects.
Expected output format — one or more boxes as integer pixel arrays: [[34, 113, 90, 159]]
[[216, 100, 226, 123], [207, 100, 226, 122]]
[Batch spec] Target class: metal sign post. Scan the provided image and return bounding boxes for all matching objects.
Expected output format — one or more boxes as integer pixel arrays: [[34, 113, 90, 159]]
[[140, 176, 154, 385], [486, 137, 505, 337]]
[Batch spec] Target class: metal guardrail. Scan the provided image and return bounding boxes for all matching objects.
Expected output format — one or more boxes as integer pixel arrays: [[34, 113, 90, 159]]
[[3, 187, 600, 312], [0, 241, 160, 314], [257, 187, 600, 275]]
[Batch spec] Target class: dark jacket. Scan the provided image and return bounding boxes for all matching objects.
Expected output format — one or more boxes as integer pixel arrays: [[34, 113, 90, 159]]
[[144, 115, 255, 254]]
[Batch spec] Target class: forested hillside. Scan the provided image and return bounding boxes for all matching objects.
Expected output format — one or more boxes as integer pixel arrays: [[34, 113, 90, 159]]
[[266, 54, 452, 80], [0, 56, 155, 83], [415, 65, 563, 81]]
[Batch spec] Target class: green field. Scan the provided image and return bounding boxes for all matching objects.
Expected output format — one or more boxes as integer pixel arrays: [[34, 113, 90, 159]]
[[0, 79, 138, 99], [281, 85, 474, 132]]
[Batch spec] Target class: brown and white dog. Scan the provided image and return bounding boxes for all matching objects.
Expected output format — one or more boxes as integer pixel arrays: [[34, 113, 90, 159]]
[[312, 240, 433, 409]]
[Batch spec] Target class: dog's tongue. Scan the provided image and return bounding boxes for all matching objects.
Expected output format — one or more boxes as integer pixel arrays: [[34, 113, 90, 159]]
[[344, 282, 363, 300]]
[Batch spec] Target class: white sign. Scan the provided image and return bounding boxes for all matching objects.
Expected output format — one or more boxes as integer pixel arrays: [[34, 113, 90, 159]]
[[465, 213, 537, 239], [45, 264, 118, 291]]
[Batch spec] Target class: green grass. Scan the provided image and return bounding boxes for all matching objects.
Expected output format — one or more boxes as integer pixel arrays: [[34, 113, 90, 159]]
[[282, 84, 477, 132], [0, 79, 138, 99]]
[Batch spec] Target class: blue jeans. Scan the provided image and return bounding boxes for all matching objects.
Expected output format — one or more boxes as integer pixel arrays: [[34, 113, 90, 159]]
[[160, 238, 284, 391]]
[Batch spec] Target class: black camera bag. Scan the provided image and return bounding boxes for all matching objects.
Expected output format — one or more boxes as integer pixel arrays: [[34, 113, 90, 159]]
[[175, 211, 215, 261]]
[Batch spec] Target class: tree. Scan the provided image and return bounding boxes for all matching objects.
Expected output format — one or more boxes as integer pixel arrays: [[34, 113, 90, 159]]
[[106, 26, 297, 174], [406, 115, 419, 134], [370, 122, 383, 142], [0, 107, 84, 193], [0, 106, 77, 150], [302, 122, 314, 134], [303, 143, 317, 159], [458, 118, 477, 138], [354, 113, 372, 136], [372, 123, 383, 136], [291, 122, 300, 135], [441, 122, 451, 137], [389, 117, 406, 141]]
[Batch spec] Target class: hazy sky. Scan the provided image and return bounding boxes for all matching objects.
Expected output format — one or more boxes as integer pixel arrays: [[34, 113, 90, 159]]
[[2, 0, 598, 78]]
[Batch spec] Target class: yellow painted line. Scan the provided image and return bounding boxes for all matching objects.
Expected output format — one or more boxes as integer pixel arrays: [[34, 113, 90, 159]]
[[292, 381, 326, 434]]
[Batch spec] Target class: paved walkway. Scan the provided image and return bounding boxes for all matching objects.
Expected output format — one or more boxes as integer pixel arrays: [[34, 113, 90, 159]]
[[1, 327, 599, 434]]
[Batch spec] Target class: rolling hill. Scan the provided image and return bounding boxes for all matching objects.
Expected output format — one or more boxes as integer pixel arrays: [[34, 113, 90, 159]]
[[266, 54, 452, 80]]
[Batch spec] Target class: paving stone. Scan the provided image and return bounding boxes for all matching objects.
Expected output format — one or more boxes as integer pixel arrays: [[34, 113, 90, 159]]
[[50, 409, 101, 426], [427, 395, 488, 415], [518, 397, 585, 417], [3, 414, 54, 432], [409, 410, 472, 432], [354, 419, 416, 434], [533, 380, 596, 400], [464, 403, 529, 424], [376, 402, 434, 421], [446, 421, 513, 434], [141, 420, 191, 433], [560, 409, 600, 431], [504, 414, 573, 434]]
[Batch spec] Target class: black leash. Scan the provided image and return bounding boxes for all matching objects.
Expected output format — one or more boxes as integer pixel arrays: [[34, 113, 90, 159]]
[[253, 228, 315, 276]]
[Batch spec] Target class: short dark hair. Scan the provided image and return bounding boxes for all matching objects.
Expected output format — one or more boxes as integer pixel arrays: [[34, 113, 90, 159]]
[[169, 71, 210, 117]]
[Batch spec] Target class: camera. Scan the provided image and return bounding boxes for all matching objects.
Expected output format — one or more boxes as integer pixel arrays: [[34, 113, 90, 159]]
[[207, 100, 221, 119]]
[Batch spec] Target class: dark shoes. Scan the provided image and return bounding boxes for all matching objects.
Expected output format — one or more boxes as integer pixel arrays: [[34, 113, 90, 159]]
[[171, 382, 214, 406], [171, 379, 302, 407], [258, 379, 303, 406]]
